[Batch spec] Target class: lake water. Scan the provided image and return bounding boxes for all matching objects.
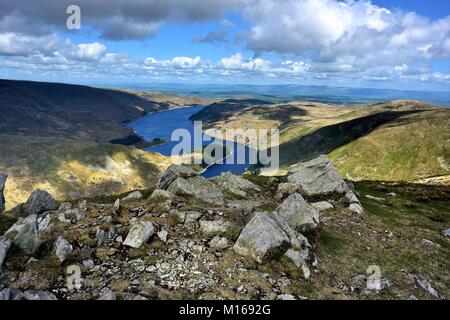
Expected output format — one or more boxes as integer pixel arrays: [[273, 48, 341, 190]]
[[128, 106, 255, 178]]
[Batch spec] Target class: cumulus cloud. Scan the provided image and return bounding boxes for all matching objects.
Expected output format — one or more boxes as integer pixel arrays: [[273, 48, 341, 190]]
[[0, 0, 242, 40], [144, 56, 202, 69], [243, 0, 450, 68]]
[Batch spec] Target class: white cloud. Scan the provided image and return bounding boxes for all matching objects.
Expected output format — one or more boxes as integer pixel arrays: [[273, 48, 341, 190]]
[[144, 56, 202, 69], [242, 0, 450, 68], [75, 43, 107, 61]]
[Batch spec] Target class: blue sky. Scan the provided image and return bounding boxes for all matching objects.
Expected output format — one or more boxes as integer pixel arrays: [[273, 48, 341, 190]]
[[1, 0, 450, 91]]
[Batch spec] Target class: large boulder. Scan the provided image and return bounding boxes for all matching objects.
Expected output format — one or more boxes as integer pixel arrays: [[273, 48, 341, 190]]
[[287, 155, 351, 196], [0, 172, 6, 213], [167, 176, 224, 204], [123, 221, 155, 248], [8, 214, 41, 255], [157, 165, 199, 190], [21, 190, 58, 216], [211, 172, 260, 198], [121, 191, 143, 202], [233, 212, 290, 263], [0, 236, 11, 267], [277, 193, 320, 233]]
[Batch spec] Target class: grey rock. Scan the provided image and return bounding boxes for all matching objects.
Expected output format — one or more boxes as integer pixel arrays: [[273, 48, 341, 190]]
[[288, 155, 351, 196], [12, 214, 41, 254], [54, 236, 73, 263], [349, 203, 364, 214], [285, 248, 310, 279], [199, 220, 231, 237], [211, 172, 260, 198], [275, 182, 299, 200], [150, 189, 173, 202], [167, 176, 224, 204], [233, 212, 290, 263], [442, 228, 450, 237], [123, 221, 155, 248], [98, 288, 117, 300], [78, 200, 87, 212], [113, 199, 120, 212], [277, 294, 296, 300], [23, 290, 57, 300], [157, 229, 168, 243], [22, 190, 58, 216], [410, 274, 439, 298], [277, 193, 319, 232], [0, 172, 7, 213], [311, 201, 334, 211], [58, 202, 72, 211], [122, 191, 143, 202], [0, 236, 11, 267], [209, 236, 229, 250], [157, 164, 199, 190]]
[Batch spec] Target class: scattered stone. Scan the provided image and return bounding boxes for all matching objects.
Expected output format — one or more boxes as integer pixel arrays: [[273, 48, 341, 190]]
[[157, 229, 168, 243], [54, 236, 73, 263], [157, 164, 199, 190], [122, 191, 143, 202], [0, 172, 6, 213], [209, 236, 229, 250], [23, 290, 57, 300], [123, 221, 155, 248], [98, 288, 117, 300], [58, 202, 72, 211], [21, 190, 58, 216], [311, 201, 334, 211], [277, 193, 319, 232], [366, 195, 386, 202], [167, 176, 224, 204], [348, 203, 364, 214], [82, 259, 95, 269], [113, 199, 120, 212], [233, 212, 290, 263], [442, 228, 450, 237], [277, 294, 296, 300], [79, 200, 88, 212], [150, 189, 173, 202], [199, 220, 231, 237], [409, 274, 439, 298], [386, 192, 397, 197], [285, 248, 310, 279], [287, 155, 351, 196], [0, 236, 11, 267], [274, 183, 299, 200], [211, 172, 260, 198], [421, 239, 441, 248], [11, 214, 41, 254]]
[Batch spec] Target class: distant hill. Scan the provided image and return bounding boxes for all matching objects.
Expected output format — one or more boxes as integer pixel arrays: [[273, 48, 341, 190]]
[[189, 99, 450, 182], [0, 79, 208, 209]]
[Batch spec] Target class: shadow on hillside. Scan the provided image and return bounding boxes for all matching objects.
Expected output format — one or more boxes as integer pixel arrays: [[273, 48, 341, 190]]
[[279, 110, 426, 166]]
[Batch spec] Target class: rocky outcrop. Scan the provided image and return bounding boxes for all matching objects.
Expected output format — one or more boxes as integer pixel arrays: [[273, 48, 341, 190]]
[[233, 212, 290, 263], [21, 190, 58, 216], [8, 214, 41, 255], [157, 164, 200, 190], [167, 176, 224, 204], [123, 220, 155, 248], [288, 155, 351, 196], [211, 172, 260, 198], [0, 173, 6, 213], [277, 193, 319, 233]]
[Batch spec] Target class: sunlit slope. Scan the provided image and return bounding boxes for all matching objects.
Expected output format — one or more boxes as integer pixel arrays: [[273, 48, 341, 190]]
[[0, 134, 172, 210]]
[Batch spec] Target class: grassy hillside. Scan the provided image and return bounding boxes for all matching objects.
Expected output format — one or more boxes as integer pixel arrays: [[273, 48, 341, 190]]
[[189, 99, 450, 182], [0, 80, 213, 209]]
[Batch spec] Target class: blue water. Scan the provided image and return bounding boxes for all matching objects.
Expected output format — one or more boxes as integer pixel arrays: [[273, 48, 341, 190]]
[[128, 106, 255, 177]]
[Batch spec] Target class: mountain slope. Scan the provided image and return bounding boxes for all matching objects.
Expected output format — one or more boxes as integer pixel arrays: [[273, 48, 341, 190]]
[[0, 80, 211, 209], [189, 99, 450, 182]]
